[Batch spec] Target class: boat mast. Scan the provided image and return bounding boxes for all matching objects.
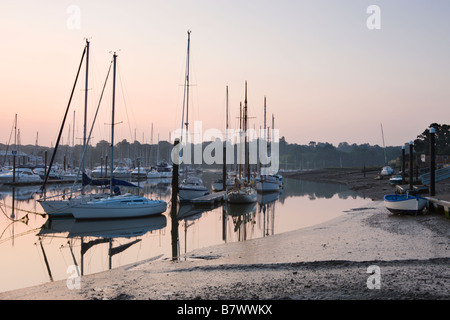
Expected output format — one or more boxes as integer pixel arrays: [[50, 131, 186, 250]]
[[185, 30, 191, 142], [244, 81, 249, 181], [239, 102, 242, 180], [110, 52, 117, 196], [83, 39, 90, 175], [41, 45, 86, 191], [180, 30, 191, 146], [381, 123, 387, 165], [222, 86, 229, 191]]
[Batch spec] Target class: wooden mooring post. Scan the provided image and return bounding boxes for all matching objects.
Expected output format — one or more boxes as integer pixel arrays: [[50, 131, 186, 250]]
[[170, 139, 180, 261], [429, 127, 436, 196]]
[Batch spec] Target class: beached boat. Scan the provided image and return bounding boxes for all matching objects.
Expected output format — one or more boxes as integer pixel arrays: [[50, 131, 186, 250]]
[[381, 166, 394, 176], [389, 174, 403, 184], [384, 194, 428, 215]]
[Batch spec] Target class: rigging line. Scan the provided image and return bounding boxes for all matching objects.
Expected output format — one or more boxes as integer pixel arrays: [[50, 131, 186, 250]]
[[0, 203, 46, 217], [1, 116, 16, 167], [71, 59, 113, 191], [42, 45, 87, 191], [117, 64, 135, 142]]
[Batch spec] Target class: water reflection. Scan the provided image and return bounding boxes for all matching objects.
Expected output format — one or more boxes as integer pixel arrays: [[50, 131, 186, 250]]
[[279, 179, 361, 203], [37, 215, 166, 278], [0, 172, 369, 293]]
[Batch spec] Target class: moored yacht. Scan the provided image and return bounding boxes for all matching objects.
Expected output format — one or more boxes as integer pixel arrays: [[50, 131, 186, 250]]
[[179, 176, 209, 202]]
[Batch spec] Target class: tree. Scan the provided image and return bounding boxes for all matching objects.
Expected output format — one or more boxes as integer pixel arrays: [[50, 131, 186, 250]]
[[414, 123, 450, 155]]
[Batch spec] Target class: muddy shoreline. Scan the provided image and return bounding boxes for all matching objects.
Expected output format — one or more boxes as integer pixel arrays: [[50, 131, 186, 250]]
[[1, 169, 449, 301], [283, 168, 450, 201]]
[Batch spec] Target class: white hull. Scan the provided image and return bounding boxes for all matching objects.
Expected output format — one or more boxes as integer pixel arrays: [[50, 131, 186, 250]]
[[38, 193, 109, 216], [381, 166, 394, 176], [227, 187, 257, 204], [0, 170, 42, 184], [147, 171, 162, 179], [38, 199, 74, 216], [255, 181, 279, 192], [384, 194, 427, 214], [179, 187, 209, 201], [71, 195, 167, 220], [212, 180, 234, 192]]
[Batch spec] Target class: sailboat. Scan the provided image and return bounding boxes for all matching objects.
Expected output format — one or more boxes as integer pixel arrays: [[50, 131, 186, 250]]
[[177, 30, 209, 202], [227, 81, 257, 204], [212, 86, 233, 192], [380, 124, 394, 176], [255, 97, 280, 193], [38, 39, 95, 217], [71, 52, 167, 220]]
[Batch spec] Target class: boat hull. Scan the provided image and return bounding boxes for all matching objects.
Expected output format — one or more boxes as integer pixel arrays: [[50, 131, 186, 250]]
[[255, 181, 279, 193], [178, 187, 209, 201], [69, 194, 167, 220], [38, 193, 110, 217], [384, 194, 428, 215], [227, 188, 257, 204], [38, 199, 74, 216]]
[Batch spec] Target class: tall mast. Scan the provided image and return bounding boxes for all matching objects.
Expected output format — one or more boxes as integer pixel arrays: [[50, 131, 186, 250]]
[[185, 30, 191, 140], [83, 39, 89, 174], [222, 86, 229, 191], [264, 96, 266, 140], [239, 102, 242, 179], [180, 30, 191, 146], [381, 123, 387, 165], [244, 81, 249, 180], [110, 52, 117, 196]]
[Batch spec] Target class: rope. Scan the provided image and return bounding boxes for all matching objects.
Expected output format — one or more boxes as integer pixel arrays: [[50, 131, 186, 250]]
[[0, 203, 46, 217]]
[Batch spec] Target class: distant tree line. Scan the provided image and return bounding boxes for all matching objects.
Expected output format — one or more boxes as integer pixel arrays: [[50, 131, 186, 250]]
[[1, 123, 448, 170]]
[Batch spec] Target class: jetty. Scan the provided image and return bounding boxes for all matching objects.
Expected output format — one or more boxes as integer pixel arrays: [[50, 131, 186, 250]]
[[426, 197, 450, 219], [190, 191, 226, 205]]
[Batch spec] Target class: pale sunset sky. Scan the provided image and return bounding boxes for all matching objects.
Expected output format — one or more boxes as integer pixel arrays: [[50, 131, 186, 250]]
[[0, 0, 449, 148]]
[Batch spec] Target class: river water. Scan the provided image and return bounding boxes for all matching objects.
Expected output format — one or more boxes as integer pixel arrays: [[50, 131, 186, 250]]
[[0, 170, 370, 293]]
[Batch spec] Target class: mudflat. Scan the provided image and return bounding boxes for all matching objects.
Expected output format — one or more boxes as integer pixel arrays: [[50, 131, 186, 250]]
[[1, 169, 449, 300]]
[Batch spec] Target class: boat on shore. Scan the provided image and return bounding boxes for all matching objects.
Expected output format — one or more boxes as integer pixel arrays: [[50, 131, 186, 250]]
[[389, 174, 403, 184], [384, 194, 428, 215], [381, 166, 394, 176]]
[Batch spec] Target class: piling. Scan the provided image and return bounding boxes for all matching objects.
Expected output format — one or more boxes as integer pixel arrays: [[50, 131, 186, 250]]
[[170, 139, 180, 261], [401, 145, 405, 184], [222, 141, 226, 191], [409, 141, 413, 190], [429, 127, 436, 196]]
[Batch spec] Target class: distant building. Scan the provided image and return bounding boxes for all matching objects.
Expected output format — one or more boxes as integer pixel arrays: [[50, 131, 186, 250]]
[[420, 154, 449, 166], [0, 150, 43, 166]]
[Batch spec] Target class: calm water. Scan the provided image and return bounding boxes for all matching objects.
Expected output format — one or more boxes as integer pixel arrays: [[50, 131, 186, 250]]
[[0, 170, 370, 293]]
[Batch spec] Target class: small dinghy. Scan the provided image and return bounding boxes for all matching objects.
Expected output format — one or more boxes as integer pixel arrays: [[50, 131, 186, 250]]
[[384, 194, 428, 215]]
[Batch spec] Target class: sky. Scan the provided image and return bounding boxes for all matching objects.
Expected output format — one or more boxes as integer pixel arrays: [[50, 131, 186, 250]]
[[0, 0, 449, 148]]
